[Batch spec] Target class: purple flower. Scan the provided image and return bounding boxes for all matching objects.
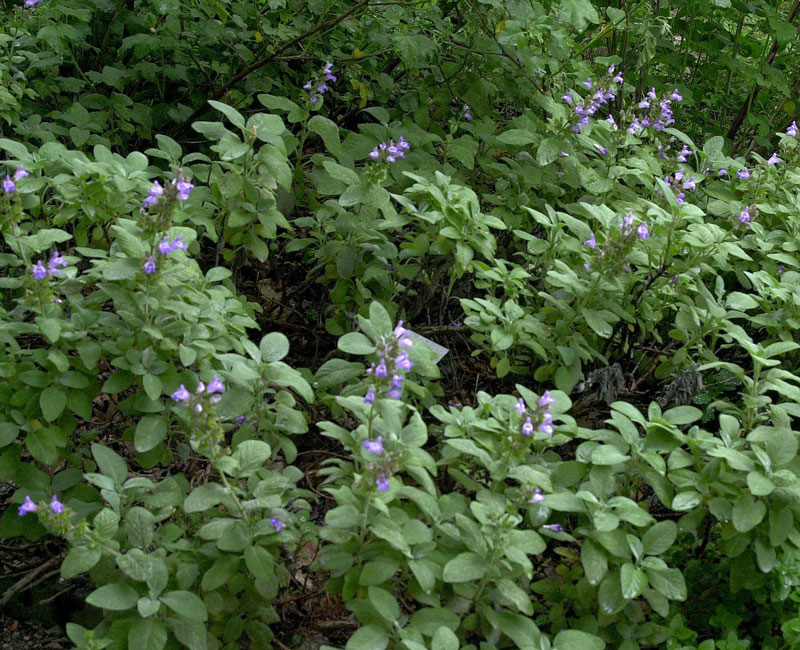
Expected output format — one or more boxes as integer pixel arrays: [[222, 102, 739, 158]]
[[718, 168, 727, 176], [561, 92, 573, 105], [48, 251, 67, 276], [613, 71, 624, 84], [582, 78, 592, 90], [530, 489, 545, 503], [374, 359, 388, 378], [13, 165, 29, 181], [594, 143, 608, 156], [463, 104, 472, 121], [622, 212, 634, 228], [739, 205, 751, 223], [18, 496, 36, 516], [682, 177, 696, 191], [676, 192, 685, 206], [543, 523, 563, 533], [677, 145, 692, 163], [323, 61, 337, 83], [235, 416, 246, 424], [394, 321, 413, 348], [173, 177, 194, 201], [369, 147, 380, 160], [670, 89, 682, 101], [521, 417, 534, 436], [787, 121, 798, 137], [143, 180, 163, 209], [767, 152, 781, 165], [171, 384, 191, 402], [737, 168, 750, 179], [144, 256, 157, 275], [363, 436, 383, 455], [196, 381, 206, 394], [271, 518, 284, 532], [158, 236, 172, 255], [538, 412, 554, 436], [514, 397, 526, 414], [32, 261, 48, 280], [50, 495, 64, 514], [376, 474, 390, 491], [207, 375, 225, 394], [539, 390, 555, 407], [395, 352, 413, 371], [674, 169, 684, 182], [364, 387, 375, 404], [627, 119, 641, 135], [584, 232, 597, 249], [2, 175, 15, 194], [24, 0, 43, 6], [303, 81, 313, 91], [637, 222, 650, 239], [638, 99, 651, 109]]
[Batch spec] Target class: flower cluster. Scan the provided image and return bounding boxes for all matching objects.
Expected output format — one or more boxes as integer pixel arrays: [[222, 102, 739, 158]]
[[32, 251, 68, 280], [361, 435, 393, 492], [584, 212, 650, 272], [627, 88, 682, 136], [565, 65, 623, 134], [463, 104, 473, 121], [24, 0, 43, 7], [171, 375, 226, 410], [141, 173, 194, 214], [660, 168, 699, 206], [738, 204, 757, 226], [368, 137, 410, 164], [144, 234, 188, 275], [2, 165, 29, 194], [787, 122, 798, 138], [515, 390, 556, 438], [303, 61, 337, 105], [18, 494, 63, 517], [364, 321, 414, 401]]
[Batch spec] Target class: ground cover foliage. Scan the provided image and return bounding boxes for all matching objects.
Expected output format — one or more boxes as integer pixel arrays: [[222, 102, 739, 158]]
[[2, 0, 800, 648]]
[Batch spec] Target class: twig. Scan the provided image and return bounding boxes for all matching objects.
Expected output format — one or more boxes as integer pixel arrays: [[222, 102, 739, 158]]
[[0, 557, 61, 607], [175, 0, 372, 135], [311, 618, 360, 630]]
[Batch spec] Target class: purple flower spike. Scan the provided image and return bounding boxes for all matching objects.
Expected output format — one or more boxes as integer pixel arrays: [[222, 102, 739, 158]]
[[531, 488, 545, 503], [32, 261, 48, 280], [521, 417, 534, 436], [584, 232, 597, 249], [787, 121, 798, 137], [144, 256, 157, 275], [271, 518, 284, 532], [364, 387, 375, 404], [363, 436, 383, 455], [637, 222, 650, 239], [18, 496, 36, 516], [171, 385, 191, 402], [376, 474, 390, 492], [50, 495, 64, 514], [3, 175, 15, 194], [207, 375, 225, 394], [539, 390, 555, 407]]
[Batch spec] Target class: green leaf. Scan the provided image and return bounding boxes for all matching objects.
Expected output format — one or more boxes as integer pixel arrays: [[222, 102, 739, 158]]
[[39, 386, 67, 422], [537, 138, 563, 165], [345, 624, 389, 650], [128, 619, 167, 650], [208, 100, 245, 129], [642, 520, 677, 555], [432, 627, 459, 650], [620, 563, 648, 599], [662, 406, 702, 425], [244, 545, 275, 581], [338, 332, 376, 355], [497, 129, 537, 146], [135, 415, 167, 453], [561, 0, 600, 31], [442, 552, 486, 582], [91, 443, 128, 485], [591, 445, 630, 465], [259, 332, 290, 362], [184, 483, 227, 513], [671, 492, 701, 511], [581, 539, 608, 585], [732, 495, 767, 532], [747, 471, 775, 496], [368, 586, 400, 622], [308, 115, 341, 158], [86, 583, 139, 611], [554, 629, 605, 650], [61, 546, 102, 579], [645, 567, 686, 600], [160, 590, 208, 622]]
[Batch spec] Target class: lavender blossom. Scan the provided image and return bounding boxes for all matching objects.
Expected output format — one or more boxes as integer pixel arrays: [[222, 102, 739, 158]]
[[235, 416, 246, 424], [718, 168, 727, 176], [18, 496, 36, 516], [543, 523, 564, 533], [144, 256, 157, 275], [637, 222, 650, 239], [363, 436, 383, 455], [50, 495, 64, 514], [530, 488, 545, 503], [737, 168, 750, 179], [463, 104, 472, 121], [142, 181, 163, 209], [47, 251, 68, 276], [595, 143, 608, 156], [13, 165, 29, 181], [364, 387, 375, 404], [767, 152, 781, 165], [207, 375, 225, 394], [271, 518, 284, 532], [171, 385, 191, 402], [2, 175, 15, 194], [521, 418, 534, 436], [514, 397, 526, 414], [787, 121, 798, 137], [376, 474, 390, 491], [739, 205, 751, 223], [173, 176, 194, 201], [32, 261, 48, 280], [539, 390, 555, 407]]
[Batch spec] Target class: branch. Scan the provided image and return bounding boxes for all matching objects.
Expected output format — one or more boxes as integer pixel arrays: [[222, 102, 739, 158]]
[[175, 0, 372, 135]]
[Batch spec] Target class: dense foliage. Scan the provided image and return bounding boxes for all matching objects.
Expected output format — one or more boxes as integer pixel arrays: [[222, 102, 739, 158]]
[[2, 0, 800, 648]]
